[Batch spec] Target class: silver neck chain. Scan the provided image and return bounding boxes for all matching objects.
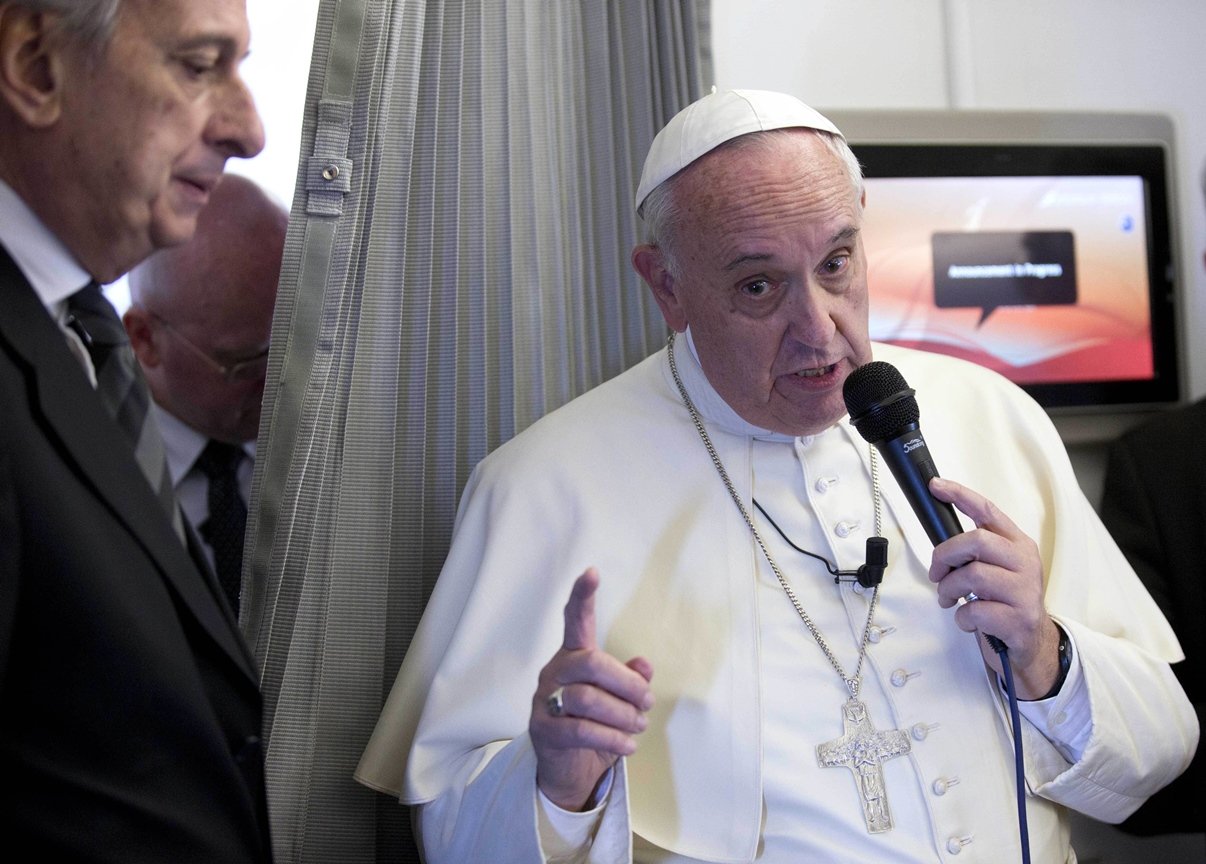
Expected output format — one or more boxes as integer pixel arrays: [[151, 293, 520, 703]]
[[666, 333, 882, 700]]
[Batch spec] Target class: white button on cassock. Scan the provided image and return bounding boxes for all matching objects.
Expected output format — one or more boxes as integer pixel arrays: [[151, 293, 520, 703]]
[[946, 835, 973, 854], [890, 668, 920, 687], [931, 776, 960, 795], [911, 722, 939, 741], [867, 624, 896, 643]]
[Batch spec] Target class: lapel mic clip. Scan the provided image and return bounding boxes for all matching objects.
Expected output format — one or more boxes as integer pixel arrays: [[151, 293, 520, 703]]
[[833, 536, 889, 588]]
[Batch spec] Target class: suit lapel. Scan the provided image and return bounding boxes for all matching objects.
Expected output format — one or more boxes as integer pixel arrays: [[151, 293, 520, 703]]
[[0, 248, 258, 686]]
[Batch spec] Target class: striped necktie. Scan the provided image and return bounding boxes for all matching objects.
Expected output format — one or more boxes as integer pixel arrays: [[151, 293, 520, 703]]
[[65, 282, 184, 539]]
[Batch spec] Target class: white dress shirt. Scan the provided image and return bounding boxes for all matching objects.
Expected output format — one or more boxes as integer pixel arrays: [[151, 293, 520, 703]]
[[0, 179, 90, 312], [0, 180, 98, 383]]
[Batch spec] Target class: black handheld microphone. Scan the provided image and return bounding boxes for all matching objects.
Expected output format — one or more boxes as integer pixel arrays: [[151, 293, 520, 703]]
[[843, 360, 1007, 653], [842, 360, 961, 545]]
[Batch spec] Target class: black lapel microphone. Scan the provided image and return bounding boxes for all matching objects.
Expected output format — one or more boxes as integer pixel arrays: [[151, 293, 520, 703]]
[[843, 359, 1007, 654]]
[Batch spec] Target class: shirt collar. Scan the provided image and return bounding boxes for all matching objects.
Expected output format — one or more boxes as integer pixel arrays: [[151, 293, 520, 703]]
[[0, 179, 91, 310], [675, 327, 805, 444], [153, 404, 257, 485]]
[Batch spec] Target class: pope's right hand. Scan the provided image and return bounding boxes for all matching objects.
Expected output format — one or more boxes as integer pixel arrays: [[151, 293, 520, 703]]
[[529, 567, 654, 812]]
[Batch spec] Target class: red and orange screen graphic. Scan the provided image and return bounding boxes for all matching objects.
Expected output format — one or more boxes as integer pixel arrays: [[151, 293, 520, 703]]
[[862, 176, 1153, 385]]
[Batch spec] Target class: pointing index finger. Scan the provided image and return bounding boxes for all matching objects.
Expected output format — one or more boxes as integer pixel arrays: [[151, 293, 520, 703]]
[[562, 568, 600, 652]]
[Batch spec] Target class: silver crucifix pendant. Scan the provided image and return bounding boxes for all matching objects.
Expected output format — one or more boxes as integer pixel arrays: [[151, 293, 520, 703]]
[[816, 698, 911, 833]]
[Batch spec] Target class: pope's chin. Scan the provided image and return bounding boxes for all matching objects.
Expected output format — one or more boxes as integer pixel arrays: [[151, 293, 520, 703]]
[[769, 381, 849, 436]]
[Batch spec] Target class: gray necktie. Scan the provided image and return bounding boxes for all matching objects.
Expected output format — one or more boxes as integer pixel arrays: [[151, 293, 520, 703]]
[[66, 282, 184, 538]]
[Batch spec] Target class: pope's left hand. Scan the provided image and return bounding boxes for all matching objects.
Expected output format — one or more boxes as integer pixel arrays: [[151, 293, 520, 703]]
[[926, 476, 1063, 699]]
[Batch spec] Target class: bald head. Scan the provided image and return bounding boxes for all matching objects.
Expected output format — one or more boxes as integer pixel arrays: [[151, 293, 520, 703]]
[[125, 172, 287, 443], [130, 173, 286, 313]]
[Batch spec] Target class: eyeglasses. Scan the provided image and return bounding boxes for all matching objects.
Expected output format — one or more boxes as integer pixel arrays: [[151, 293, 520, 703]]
[[148, 311, 269, 383]]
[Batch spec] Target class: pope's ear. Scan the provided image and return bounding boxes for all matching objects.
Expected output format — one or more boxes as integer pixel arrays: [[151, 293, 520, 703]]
[[632, 243, 687, 333], [0, 6, 68, 128]]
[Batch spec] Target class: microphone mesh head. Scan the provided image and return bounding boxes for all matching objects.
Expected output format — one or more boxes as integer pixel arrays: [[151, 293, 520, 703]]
[[843, 361, 920, 443]]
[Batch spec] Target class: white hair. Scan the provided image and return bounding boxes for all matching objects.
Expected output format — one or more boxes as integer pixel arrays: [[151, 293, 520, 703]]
[[15, 0, 122, 49]]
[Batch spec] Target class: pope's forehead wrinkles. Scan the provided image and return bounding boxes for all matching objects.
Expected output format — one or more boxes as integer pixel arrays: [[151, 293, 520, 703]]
[[720, 225, 861, 272], [723, 252, 770, 272]]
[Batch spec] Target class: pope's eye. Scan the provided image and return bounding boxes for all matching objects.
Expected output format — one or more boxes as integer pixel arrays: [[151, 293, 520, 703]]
[[741, 279, 771, 297], [822, 255, 849, 275]]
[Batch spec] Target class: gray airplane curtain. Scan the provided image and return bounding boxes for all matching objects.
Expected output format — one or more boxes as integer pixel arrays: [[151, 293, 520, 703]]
[[242, 1, 711, 861]]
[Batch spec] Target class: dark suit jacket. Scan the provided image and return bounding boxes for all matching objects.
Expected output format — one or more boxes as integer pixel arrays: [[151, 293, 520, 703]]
[[1101, 400, 1205, 836], [0, 246, 273, 861]]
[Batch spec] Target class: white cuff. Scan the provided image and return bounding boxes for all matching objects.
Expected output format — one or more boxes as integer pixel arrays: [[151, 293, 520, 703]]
[[1014, 630, 1091, 763], [535, 768, 615, 860]]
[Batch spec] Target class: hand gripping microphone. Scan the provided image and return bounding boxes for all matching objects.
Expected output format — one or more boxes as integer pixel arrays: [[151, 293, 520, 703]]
[[842, 360, 1007, 654], [845, 362, 1031, 860], [842, 360, 961, 545]]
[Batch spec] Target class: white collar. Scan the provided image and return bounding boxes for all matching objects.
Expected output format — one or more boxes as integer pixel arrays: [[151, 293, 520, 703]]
[[0, 179, 91, 310], [674, 327, 812, 445], [154, 404, 256, 485]]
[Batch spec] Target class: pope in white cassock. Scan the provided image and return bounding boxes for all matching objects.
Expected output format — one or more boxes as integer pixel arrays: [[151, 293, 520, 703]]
[[355, 90, 1198, 863]]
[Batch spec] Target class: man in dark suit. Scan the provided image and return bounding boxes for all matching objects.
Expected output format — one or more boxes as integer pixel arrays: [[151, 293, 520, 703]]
[[125, 173, 286, 617], [1101, 400, 1206, 842], [1099, 168, 1206, 844], [0, 1, 271, 860]]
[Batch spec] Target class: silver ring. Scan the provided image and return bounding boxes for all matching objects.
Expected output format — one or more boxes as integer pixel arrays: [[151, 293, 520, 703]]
[[547, 686, 566, 717], [964, 591, 980, 603]]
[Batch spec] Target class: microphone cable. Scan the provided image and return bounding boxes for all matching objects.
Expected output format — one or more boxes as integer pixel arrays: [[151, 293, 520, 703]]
[[997, 644, 1032, 864], [752, 499, 886, 588]]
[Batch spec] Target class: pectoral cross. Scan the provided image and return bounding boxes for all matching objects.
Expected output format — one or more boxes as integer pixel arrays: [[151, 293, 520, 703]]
[[816, 698, 911, 833]]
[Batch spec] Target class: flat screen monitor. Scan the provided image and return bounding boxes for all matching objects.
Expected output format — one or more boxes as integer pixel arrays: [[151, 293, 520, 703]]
[[826, 110, 1183, 415]]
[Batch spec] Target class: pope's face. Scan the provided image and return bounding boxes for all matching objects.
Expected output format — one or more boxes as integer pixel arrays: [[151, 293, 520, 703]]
[[49, 0, 265, 280], [642, 131, 873, 437]]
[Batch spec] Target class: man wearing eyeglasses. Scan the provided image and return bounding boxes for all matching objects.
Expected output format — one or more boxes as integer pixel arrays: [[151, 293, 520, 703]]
[[125, 172, 286, 616]]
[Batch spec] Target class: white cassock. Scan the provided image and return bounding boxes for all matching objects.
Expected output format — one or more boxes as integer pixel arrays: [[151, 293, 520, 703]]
[[356, 337, 1196, 863]]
